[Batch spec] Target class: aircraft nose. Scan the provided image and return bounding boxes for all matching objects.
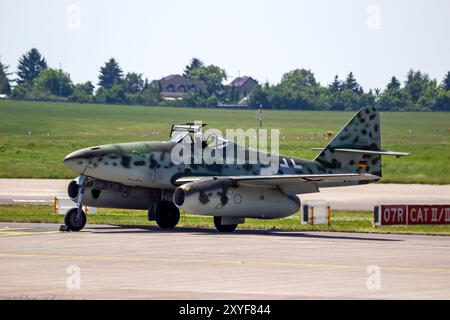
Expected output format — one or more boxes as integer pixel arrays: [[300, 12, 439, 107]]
[[64, 147, 103, 173], [64, 149, 89, 173], [64, 149, 86, 163]]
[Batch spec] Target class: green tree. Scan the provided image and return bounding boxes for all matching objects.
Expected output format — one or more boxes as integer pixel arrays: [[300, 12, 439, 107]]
[[34, 68, 74, 97], [433, 88, 450, 111], [123, 72, 144, 94], [0, 58, 12, 94], [224, 84, 240, 104], [332, 89, 361, 111], [329, 75, 341, 94], [343, 72, 362, 93], [249, 69, 333, 110], [442, 71, 450, 90], [377, 90, 408, 111], [275, 69, 324, 110], [179, 91, 217, 108], [279, 69, 317, 90], [183, 58, 204, 78], [137, 85, 161, 105], [11, 85, 28, 99], [416, 80, 438, 111], [248, 85, 270, 108], [386, 76, 401, 91], [16, 48, 47, 86], [96, 83, 125, 104], [190, 65, 227, 98], [98, 58, 123, 89], [80, 81, 94, 95], [377, 76, 408, 111], [404, 69, 429, 103], [312, 86, 332, 111], [70, 81, 95, 102]]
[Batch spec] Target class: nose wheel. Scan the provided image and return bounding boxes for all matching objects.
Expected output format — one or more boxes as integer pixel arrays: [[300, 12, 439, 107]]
[[64, 175, 88, 231], [64, 208, 87, 231]]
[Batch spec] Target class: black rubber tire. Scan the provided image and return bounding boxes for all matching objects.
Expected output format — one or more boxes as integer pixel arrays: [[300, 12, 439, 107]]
[[67, 180, 79, 199], [155, 201, 180, 229], [214, 216, 238, 233], [64, 208, 87, 231]]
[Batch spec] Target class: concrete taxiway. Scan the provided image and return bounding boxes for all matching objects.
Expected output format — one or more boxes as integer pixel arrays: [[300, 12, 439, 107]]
[[0, 222, 449, 299], [1, 179, 450, 210]]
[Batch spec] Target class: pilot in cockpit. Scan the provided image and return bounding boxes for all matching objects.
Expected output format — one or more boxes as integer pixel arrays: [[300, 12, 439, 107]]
[[194, 131, 208, 149]]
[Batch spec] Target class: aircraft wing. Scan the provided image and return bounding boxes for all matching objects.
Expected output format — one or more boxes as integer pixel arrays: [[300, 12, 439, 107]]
[[175, 173, 379, 195]]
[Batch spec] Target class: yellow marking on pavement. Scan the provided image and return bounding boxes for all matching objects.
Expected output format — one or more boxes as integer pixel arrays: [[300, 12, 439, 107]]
[[0, 252, 449, 275], [0, 228, 92, 236], [0, 231, 61, 236], [0, 227, 30, 231]]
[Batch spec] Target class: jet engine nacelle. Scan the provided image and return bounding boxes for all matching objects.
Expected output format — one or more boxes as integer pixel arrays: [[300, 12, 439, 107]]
[[173, 178, 300, 219], [68, 177, 160, 210]]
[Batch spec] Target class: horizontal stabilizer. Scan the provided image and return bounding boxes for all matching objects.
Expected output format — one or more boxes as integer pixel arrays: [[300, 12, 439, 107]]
[[312, 147, 410, 157], [333, 148, 410, 157]]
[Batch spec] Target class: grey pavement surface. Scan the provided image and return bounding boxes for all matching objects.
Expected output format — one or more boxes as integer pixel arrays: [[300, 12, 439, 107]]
[[0, 222, 449, 299], [0, 178, 449, 210]]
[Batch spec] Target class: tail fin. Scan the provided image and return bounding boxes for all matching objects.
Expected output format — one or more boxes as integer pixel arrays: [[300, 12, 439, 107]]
[[314, 106, 408, 177]]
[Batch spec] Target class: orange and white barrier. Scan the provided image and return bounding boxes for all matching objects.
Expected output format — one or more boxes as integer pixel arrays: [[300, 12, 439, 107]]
[[53, 195, 97, 215], [302, 201, 331, 225]]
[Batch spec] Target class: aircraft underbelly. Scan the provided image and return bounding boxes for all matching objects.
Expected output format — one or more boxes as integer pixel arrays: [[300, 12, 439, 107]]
[[83, 165, 156, 188]]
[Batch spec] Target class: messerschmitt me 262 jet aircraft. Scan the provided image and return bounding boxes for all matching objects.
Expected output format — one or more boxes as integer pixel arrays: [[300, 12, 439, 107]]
[[63, 106, 409, 232]]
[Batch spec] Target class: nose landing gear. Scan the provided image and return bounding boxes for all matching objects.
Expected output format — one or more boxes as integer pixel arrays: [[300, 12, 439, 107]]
[[63, 175, 88, 231]]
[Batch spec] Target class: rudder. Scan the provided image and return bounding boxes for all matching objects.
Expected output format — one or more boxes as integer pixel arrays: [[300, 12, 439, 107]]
[[314, 106, 382, 177]]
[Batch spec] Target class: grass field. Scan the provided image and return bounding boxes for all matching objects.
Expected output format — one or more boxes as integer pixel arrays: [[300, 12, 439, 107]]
[[0, 100, 449, 184], [0, 205, 449, 235]]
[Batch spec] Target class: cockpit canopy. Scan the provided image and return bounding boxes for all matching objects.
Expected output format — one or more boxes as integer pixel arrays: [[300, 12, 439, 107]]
[[170, 123, 206, 143], [169, 123, 229, 149]]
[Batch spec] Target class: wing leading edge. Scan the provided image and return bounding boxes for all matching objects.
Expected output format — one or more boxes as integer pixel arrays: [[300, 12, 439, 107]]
[[175, 173, 379, 195]]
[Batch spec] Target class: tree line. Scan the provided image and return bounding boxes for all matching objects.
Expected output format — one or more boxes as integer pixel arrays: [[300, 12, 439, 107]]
[[249, 69, 450, 111], [1, 49, 161, 106], [0, 48, 449, 111]]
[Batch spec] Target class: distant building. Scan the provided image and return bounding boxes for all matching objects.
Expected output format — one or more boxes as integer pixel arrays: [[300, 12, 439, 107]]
[[152, 74, 207, 99], [228, 76, 259, 104]]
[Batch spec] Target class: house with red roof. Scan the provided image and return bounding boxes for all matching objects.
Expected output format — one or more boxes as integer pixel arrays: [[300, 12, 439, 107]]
[[228, 76, 259, 104], [151, 74, 207, 99]]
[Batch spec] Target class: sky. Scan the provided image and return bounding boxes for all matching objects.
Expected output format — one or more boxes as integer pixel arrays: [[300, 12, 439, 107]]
[[1, 0, 449, 91]]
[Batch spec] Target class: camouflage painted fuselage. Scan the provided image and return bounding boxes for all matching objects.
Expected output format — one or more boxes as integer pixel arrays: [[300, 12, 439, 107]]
[[64, 141, 340, 190], [64, 107, 382, 191]]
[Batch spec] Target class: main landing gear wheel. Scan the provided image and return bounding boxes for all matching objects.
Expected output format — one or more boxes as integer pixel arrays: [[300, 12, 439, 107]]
[[214, 216, 238, 233], [155, 201, 180, 229], [64, 208, 87, 231]]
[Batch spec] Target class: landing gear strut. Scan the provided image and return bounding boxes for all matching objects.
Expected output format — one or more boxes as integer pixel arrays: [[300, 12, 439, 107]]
[[154, 201, 180, 229], [64, 175, 88, 231]]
